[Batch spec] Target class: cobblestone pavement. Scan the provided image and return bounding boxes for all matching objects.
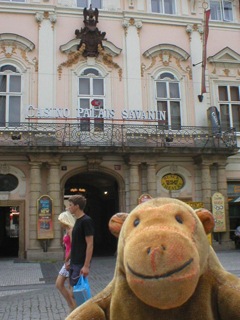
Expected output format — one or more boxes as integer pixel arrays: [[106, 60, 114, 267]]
[[0, 251, 239, 320]]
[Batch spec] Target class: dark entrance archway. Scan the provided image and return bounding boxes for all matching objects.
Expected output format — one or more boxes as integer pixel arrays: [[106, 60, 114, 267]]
[[64, 172, 119, 256]]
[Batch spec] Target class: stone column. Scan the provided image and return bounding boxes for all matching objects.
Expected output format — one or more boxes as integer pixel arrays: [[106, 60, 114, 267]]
[[48, 161, 62, 250], [217, 162, 230, 241], [27, 161, 42, 259], [129, 162, 140, 211], [201, 163, 212, 210], [147, 161, 157, 198]]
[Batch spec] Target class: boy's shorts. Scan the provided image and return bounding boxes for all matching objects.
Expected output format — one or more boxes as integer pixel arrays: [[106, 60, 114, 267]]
[[69, 263, 83, 287]]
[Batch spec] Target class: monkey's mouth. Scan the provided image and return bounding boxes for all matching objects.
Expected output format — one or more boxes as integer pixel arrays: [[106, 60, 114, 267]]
[[127, 258, 194, 280]]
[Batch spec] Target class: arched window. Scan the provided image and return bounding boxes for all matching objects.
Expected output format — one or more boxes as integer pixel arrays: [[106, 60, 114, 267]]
[[78, 68, 105, 131], [0, 64, 22, 127], [155, 72, 181, 129]]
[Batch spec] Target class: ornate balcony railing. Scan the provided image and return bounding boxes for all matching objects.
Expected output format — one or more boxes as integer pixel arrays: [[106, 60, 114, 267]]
[[0, 122, 237, 150]]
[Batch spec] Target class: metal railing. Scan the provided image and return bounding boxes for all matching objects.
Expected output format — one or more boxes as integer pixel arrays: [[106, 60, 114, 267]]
[[0, 122, 237, 149]]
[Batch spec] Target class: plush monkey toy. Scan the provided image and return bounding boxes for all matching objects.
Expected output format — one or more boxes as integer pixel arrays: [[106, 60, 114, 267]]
[[66, 198, 240, 320]]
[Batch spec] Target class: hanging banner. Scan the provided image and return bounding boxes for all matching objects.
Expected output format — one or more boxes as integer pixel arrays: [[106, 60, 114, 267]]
[[37, 195, 54, 239], [139, 194, 152, 204], [211, 192, 226, 232]]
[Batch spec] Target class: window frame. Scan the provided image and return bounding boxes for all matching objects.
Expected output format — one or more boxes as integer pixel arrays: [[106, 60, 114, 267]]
[[210, 0, 233, 22], [217, 84, 240, 131], [151, 0, 176, 15], [78, 68, 105, 132], [155, 72, 181, 129], [0, 65, 22, 127], [76, 0, 103, 9]]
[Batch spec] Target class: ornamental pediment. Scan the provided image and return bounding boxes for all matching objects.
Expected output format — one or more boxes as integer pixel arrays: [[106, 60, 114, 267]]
[[60, 39, 121, 57], [143, 44, 190, 61], [0, 33, 35, 52], [208, 47, 240, 66]]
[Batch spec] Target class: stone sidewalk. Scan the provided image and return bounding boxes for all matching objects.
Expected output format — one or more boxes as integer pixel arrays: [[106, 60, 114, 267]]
[[0, 251, 239, 320]]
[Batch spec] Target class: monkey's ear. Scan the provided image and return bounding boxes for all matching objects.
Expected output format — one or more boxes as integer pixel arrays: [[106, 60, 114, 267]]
[[109, 213, 128, 238], [195, 208, 215, 234]]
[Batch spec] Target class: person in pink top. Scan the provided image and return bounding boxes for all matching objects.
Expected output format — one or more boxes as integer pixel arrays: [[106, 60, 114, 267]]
[[55, 211, 76, 314]]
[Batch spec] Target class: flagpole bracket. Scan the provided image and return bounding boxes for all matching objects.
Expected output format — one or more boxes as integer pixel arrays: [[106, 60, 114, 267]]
[[198, 95, 204, 102]]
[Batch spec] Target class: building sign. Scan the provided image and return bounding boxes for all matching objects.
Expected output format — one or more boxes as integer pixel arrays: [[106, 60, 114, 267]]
[[161, 174, 184, 191], [26, 105, 166, 122], [211, 192, 226, 232], [37, 195, 54, 239], [139, 194, 152, 204], [186, 202, 203, 210]]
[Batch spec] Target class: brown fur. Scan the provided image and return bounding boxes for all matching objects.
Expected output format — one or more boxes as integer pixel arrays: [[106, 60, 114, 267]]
[[66, 198, 240, 320]]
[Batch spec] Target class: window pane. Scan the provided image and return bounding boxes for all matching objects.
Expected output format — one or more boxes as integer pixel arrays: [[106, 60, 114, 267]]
[[219, 86, 228, 101], [9, 96, 21, 125], [92, 0, 102, 8], [169, 83, 179, 98], [0, 65, 17, 72], [83, 68, 99, 76], [230, 87, 239, 101], [223, 1, 233, 21], [0, 96, 6, 126], [220, 104, 230, 129], [164, 0, 175, 14], [170, 102, 181, 129], [79, 99, 90, 131], [10, 76, 21, 93], [0, 75, 6, 92], [79, 78, 90, 95], [232, 105, 240, 131], [77, 0, 87, 7], [210, 1, 222, 20], [151, 0, 161, 12], [160, 72, 175, 80], [157, 101, 168, 127], [93, 79, 104, 95], [94, 99, 104, 131], [157, 82, 167, 98]]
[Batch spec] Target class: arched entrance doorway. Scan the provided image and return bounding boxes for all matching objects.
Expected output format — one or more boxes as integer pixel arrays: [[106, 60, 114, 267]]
[[64, 172, 119, 256]]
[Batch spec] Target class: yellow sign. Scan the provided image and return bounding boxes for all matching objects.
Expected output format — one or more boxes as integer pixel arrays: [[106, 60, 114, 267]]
[[211, 192, 226, 232], [161, 174, 184, 191], [186, 202, 203, 210]]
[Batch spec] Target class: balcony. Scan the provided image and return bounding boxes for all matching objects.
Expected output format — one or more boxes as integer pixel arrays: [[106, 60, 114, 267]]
[[0, 122, 237, 152]]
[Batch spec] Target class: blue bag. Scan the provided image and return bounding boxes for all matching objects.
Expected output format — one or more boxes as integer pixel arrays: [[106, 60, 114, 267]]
[[73, 275, 91, 307]]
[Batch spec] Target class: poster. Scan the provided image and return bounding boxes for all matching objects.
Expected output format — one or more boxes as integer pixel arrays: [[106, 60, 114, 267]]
[[139, 194, 152, 204], [211, 192, 226, 232], [37, 195, 54, 239]]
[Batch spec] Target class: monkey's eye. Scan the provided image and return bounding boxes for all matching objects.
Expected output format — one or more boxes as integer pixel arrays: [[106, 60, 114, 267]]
[[134, 218, 140, 227], [175, 215, 183, 224]]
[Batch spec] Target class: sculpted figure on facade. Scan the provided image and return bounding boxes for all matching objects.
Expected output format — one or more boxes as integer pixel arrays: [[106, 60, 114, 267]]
[[75, 5, 106, 57]]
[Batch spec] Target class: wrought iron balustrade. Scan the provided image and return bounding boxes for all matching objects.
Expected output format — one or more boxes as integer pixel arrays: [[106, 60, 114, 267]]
[[0, 122, 237, 150]]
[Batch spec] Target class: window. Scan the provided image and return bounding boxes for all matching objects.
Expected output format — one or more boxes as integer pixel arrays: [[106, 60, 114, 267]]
[[155, 72, 181, 130], [151, 0, 176, 14], [0, 0, 25, 2], [76, 0, 102, 8], [218, 85, 240, 131], [210, 1, 233, 21], [78, 68, 105, 131], [0, 65, 22, 127]]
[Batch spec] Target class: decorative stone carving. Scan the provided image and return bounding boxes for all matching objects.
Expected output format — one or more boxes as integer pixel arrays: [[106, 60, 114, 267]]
[[35, 13, 44, 29], [49, 14, 57, 30], [122, 19, 130, 35], [75, 5, 106, 57], [85, 155, 103, 171], [0, 44, 17, 58], [0, 163, 10, 175]]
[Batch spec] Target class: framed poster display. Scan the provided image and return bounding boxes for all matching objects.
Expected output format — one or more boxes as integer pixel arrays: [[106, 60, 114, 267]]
[[37, 195, 54, 239]]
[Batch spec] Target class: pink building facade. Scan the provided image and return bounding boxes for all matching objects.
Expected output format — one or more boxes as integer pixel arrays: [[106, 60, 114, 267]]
[[0, 0, 240, 260]]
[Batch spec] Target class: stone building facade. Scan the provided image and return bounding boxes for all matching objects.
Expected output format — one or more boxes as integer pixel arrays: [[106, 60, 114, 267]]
[[0, 0, 240, 260]]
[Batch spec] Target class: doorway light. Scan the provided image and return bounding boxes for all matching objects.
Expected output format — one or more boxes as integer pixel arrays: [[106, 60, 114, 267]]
[[104, 191, 108, 195]]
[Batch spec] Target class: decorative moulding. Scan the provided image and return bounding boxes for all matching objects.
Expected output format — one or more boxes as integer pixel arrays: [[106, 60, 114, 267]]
[[60, 39, 122, 57], [208, 47, 240, 67], [0, 33, 35, 52], [143, 44, 190, 61]]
